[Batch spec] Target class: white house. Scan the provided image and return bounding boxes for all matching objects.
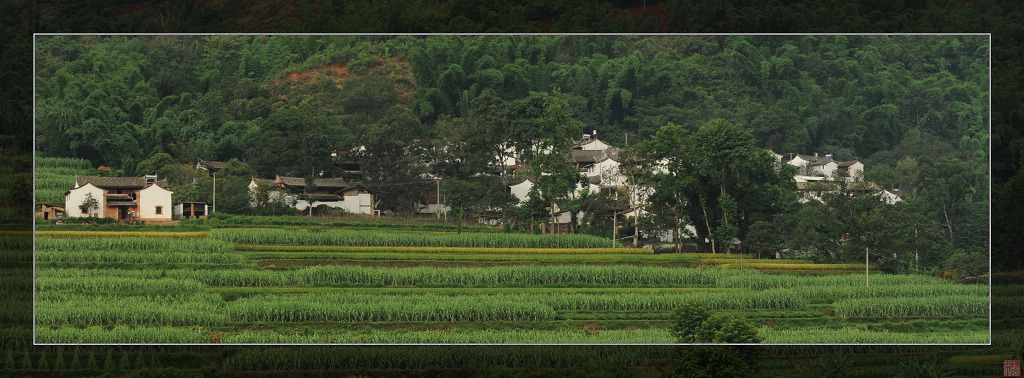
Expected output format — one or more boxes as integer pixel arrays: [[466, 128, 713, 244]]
[[249, 176, 375, 215], [837, 160, 865, 181], [576, 136, 612, 152], [879, 189, 903, 205], [65, 175, 173, 221]]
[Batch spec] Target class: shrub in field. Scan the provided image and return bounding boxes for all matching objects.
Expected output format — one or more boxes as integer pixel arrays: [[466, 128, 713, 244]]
[[60, 217, 117, 225], [670, 299, 762, 343], [696, 314, 762, 343], [670, 299, 711, 343]]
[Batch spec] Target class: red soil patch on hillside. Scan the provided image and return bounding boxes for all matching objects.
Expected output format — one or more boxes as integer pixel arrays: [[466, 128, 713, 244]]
[[284, 63, 351, 82], [268, 57, 416, 104]]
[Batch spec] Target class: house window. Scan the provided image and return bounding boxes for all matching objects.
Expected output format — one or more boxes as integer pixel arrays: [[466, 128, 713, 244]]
[[155, 206, 163, 215]]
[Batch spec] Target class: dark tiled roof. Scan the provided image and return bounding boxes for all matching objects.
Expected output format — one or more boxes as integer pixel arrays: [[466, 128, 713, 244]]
[[837, 160, 862, 168], [276, 176, 351, 189], [106, 194, 133, 201], [198, 159, 228, 171], [796, 181, 840, 191], [75, 176, 170, 190], [505, 176, 537, 186], [299, 194, 344, 201], [77, 176, 145, 189], [251, 178, 282, 189], [107, 201, 137, 206], [572, 150, 604, 163], [588, 176, 602, 185], [794, 154, 823, 162]]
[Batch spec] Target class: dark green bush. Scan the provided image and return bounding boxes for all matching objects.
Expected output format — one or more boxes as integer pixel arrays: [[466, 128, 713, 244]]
[[671, 299, 762, 343]]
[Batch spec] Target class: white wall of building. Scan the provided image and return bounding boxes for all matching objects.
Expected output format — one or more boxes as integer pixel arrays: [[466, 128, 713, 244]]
[[847, 162, 865, 179], [296, 200, 345, 212], [808, 161, 838, 177], [295, 193, 374, 215], [138, 185, 173, 220], [64, 183, 104, 218], [417, 203, 451, 215], [509, 180, 533, 203], [787, 155, 811, 168], [579, 139, 610, 151]]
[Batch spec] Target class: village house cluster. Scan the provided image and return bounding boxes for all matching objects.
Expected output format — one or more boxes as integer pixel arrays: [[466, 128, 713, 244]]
[[53, 131, 900, 227]]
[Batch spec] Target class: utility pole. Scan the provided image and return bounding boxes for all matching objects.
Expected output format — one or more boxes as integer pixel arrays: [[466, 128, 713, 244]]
[[612, 189, 618, 248], [915, 227, 919, 271], [212, 171, 216, 214], [865, 247, 870, 287], [435, 173, 441, 219]]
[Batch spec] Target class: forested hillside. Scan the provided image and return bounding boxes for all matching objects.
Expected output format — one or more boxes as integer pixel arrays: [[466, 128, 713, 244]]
[[35, 35, 988, 173]]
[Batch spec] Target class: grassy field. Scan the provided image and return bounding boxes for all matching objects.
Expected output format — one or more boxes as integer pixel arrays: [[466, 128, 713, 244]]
[[32, 218, 990, 344]]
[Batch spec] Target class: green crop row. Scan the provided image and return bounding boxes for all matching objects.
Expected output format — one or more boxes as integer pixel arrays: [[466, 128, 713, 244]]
[[234, 244, 651, 255], [36, 231, 209, 239], [36, 293, 225, 327], [760, 328, 988, 343], [716, 270, 968, 290], [211, 229, 611, 248], [226, 293, 557, 322], [243, 252, 679, 265], [36, 277, 207, 293], [38, 265, 726, 288], [222, 290, 803, 323], [35, 327, 209, 344], [37, 266, 988, 294], [36, 237, 232, 252], [221, 328, 675, 344], [789, 283, 988, 302], [36, 250, 244, 265], [832, 295, 989, 318], [35, 157, 94, 170]]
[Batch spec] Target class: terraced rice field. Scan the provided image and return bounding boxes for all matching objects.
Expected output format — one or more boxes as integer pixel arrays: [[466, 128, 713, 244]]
[[33, 225, 989, 344]]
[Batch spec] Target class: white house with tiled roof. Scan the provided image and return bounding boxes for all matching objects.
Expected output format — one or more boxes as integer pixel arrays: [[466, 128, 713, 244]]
[[249, 175, 375, 215], [65, 175, 172, 221]]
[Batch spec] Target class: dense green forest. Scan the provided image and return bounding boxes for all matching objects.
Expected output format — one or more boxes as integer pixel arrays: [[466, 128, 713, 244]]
[[33, 35, 988, 278]]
